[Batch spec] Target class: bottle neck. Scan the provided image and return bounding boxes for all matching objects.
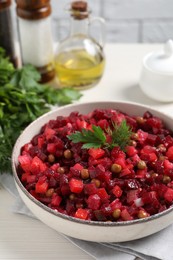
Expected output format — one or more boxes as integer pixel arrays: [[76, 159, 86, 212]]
[[70, 17, 88, 36]]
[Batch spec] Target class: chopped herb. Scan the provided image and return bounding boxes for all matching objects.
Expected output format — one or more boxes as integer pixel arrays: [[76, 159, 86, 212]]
[[107, 120, 132, 150]]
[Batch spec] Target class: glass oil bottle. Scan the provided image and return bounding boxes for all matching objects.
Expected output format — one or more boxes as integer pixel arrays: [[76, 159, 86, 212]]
[[54, 1, 105, 90]]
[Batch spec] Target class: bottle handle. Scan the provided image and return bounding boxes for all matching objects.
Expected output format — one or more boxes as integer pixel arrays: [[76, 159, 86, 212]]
[[89, 17, 106, 48]]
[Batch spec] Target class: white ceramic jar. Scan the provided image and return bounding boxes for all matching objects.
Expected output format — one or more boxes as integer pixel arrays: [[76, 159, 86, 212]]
[[139, 40, 173, 102], [16, 0, 55, 83]]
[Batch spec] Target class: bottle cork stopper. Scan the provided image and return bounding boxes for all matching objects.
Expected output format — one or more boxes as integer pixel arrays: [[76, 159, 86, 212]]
[[71, 1, 88, 19], [71, 1, 87, 12]]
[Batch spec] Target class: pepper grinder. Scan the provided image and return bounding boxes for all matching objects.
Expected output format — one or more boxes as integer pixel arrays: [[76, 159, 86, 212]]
[[0, 0, 18, 67], [15, 0, 55, 83]]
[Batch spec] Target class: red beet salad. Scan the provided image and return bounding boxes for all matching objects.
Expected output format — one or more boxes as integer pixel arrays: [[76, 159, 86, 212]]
[[17, 108, 173, 222]]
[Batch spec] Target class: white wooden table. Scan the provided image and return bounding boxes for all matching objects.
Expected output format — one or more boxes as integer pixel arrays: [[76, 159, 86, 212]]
[[1, 43, 173, 260]]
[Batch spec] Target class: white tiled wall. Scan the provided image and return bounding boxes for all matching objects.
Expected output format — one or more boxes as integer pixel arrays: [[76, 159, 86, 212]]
[[51, 0, 173, 43]]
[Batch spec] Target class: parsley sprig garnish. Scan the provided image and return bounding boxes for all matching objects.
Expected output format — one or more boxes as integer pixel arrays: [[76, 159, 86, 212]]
[[68, 120, 132, 150]]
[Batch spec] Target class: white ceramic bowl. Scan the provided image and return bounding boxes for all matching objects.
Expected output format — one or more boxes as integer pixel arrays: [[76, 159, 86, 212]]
[[12, 101, 173, 242]]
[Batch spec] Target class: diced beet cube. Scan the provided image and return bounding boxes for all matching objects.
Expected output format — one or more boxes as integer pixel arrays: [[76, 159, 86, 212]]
[[18, 154, 32, 172], [131, 154, 140, 164], [97, 171, 112, 184], [146, 134, 157, 145], [30, 156, 47, 174], [166, 146, 173, 161], [66, 200, 75, 215], [76, 119, 88, 130], [70, 163, 84, 177], [125, 146, 137, 157], [111, 113, 125, 124], [164, 188, 173, 202], [163, 135, 173, 148], [69, 178, 84, 193], [164, 159, 173, 170], [22, 143, 33, 153], [97, 119, 109, 130], [148, 152, 157, 162], [88, 166, 97, 178], [35, 177, 48, 194], [49, 176, 57, 187], [61, 184, 70, 196], [88, 148, 105, 159], [74, 208, 89, 220], [120, 168, 132, 177], [143, 111, 152, 119], [136, 169, 147, 178], [21, 172, 30, 182], [87, 194, 101, 210], [137, 129, 148, 144], [112, 185, 123, 198], [37, 137, 45, 149], [114, 157, 126, 169], [97, 188, 109, 202], [100, 204, 112, 216], [125, 116, 137, 130], [71, 163, 84, 171], [44, 127, 56, 140], [141, 145, 156, 154], [121, 208, 133, 221], [142, 191, 158, 204], [147, 117, 163, 129], [51, 194, 62, 206], [26, 174, 36, 183], [84, 183, 98, 195], [111, 147, 126, 159], [96, 164, 105, 174], [50, 163, 60, 171], [47, 143, 57, 154], [140, 153, 157, 162], [97, 157, 112, 169]]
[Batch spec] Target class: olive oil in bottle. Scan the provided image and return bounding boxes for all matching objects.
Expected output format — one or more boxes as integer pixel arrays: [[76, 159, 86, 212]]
[[55, 49, 105, 89], [55, 1, 105, 89]]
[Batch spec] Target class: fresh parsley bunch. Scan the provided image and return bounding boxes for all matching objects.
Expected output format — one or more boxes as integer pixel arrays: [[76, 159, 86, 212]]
[[0, 47, 82, 174]]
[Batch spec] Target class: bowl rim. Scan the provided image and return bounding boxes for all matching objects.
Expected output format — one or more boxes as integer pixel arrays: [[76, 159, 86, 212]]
[[12, 100, 173, 227]]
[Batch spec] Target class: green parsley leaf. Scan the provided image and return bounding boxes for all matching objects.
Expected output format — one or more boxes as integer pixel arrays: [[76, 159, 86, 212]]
[[68, 126, 106, 148]]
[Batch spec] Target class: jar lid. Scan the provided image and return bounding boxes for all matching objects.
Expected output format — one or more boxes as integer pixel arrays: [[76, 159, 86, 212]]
[[145, 40, 173, 74], [0, 0, 11, 10], [16, 0, 51, 20]]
